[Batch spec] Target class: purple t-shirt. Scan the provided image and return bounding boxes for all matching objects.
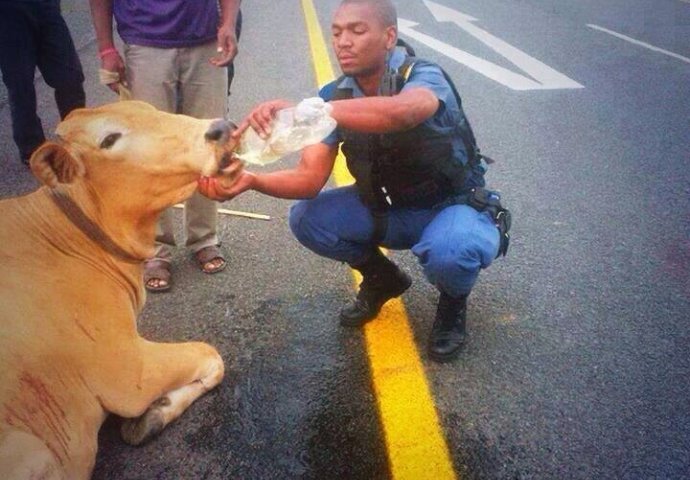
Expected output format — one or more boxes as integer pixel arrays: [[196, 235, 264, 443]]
[[114, 0, 220, 48]]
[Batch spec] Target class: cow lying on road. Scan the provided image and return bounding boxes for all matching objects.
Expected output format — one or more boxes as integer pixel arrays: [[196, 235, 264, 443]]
[[0, 101, 241, 479]]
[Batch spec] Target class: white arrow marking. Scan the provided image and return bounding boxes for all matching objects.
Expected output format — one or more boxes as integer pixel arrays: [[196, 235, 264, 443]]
[[398, 1, 584, 90], [398, 18, 542, 90], [424, 0, 583, 89]]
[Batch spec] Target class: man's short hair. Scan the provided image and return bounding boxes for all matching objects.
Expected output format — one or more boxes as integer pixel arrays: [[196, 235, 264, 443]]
[[340, 0, 397, 28]]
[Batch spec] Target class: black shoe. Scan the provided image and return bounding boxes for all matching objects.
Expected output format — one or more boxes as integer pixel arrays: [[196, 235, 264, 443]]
[[428, 293, 468, 363], [339, 250, 412, 327]]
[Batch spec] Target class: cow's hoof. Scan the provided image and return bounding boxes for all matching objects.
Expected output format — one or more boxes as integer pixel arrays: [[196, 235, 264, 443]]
[[120, 397, 169, 446]]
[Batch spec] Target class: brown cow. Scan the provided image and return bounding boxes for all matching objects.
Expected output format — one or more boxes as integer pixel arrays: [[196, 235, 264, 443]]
[[0, 101, 241, 479]]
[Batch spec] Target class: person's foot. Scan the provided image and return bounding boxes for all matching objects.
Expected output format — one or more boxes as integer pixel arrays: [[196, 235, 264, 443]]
[[143, 258, 172, 292], [428, 293, 468, 362], [339, 249, 412, 327], [195, 245, 227, 274], [339, 268, 412, 327]]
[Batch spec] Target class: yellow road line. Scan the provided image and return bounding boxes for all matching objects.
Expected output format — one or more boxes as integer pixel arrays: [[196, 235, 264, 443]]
[[300, 1, 456, 478]]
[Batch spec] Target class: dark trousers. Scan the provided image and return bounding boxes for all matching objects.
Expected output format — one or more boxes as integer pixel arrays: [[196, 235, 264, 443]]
[[227, 9, 242, 96], [0, 0, 85, 162]]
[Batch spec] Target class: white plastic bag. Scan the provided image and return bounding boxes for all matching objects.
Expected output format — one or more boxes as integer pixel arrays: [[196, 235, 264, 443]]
[[235, 97, 336, 166]]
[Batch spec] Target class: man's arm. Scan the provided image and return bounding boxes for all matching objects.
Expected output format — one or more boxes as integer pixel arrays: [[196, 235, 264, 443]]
[[198, 142, 338, 201], [88, 0, 125, 93], [231, 87, 438, 141], [88, 0, 115, 52], [329, 87, 439, 133], [211, 0, 242, 67], [252, 142, 337, 198]]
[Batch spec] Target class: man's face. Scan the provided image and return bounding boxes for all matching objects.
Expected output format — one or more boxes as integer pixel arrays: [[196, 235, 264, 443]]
[[331, 2, 397, 78]]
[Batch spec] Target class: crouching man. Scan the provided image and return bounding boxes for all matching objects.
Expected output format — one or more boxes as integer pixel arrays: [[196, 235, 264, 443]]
[[199, 0, 510, 362]]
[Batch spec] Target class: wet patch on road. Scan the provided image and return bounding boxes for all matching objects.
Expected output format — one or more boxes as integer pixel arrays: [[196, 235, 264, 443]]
[[92, 291, 389, 479]]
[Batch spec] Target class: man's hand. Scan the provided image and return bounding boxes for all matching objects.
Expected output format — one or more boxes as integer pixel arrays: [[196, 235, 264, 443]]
[[210, 25, 238, 67], [198, 168, 255, 201], [100, 49, 126, 94], [294, 97, 333, 124], [231, 99, 294, 141]]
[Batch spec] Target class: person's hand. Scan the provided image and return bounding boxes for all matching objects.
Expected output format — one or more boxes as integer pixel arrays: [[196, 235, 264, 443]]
[[99, 49, 126, 94], [210, 24, 238, 67], [198, 171, 254, 201], [231, 99, 295, 141], [198, 163, 254, 201], [294, 97, 333, 124]]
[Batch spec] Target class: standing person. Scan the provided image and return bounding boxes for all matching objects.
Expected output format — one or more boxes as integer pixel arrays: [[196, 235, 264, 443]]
[[199, 0, 510, 362], [0, 0, 85, 166], [89, 0, 241, 292]]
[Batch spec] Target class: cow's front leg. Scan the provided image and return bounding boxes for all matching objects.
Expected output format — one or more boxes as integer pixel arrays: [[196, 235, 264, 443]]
[[117, 340, 224, 446]]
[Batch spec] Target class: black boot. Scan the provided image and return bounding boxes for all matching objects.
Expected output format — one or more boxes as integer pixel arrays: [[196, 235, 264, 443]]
[[339, 249, 412, 327], [428, 292, 468, 363]]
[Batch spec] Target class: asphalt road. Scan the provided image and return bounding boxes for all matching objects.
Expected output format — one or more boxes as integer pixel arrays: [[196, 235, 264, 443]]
[[1, 0, 689, 479]]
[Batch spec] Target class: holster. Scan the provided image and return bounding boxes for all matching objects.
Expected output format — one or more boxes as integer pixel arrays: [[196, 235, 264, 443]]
[[463, 187, 512, 258]]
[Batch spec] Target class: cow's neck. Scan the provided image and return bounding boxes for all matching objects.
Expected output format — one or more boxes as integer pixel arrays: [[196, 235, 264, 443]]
[[42, 182, 158, 263], [49, 189, 143, 263]]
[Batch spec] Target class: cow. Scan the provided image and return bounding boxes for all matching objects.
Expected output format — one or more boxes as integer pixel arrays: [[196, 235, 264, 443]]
[[0, 100, 242, 479]]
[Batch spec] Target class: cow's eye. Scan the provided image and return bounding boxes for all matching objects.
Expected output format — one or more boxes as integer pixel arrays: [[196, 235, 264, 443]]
[[100, 133, 122, 149]]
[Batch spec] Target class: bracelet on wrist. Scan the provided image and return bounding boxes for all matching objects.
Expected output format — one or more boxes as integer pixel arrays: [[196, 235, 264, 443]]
[[98, 47, 119, 59]]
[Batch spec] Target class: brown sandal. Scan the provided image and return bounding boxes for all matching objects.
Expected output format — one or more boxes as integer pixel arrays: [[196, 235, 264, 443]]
[[195, 245, 227, 274], [143, 258, 172, 292]]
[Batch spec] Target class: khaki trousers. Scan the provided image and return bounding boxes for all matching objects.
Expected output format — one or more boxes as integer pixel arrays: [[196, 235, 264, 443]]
[[125, 42, 227, 260]]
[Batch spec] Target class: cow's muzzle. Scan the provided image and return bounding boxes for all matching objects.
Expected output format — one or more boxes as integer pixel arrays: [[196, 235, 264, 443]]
[[205, 119, 239, 170], [205, 119, 237, 144]]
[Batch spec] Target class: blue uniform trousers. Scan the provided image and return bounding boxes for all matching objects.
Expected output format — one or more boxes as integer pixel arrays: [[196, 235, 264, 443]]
[[0, 0, 85, 161], [289, 185, 500, 297]]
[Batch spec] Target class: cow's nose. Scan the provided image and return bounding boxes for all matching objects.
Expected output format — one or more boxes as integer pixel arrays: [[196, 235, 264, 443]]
[[204, 119, 237, 143]]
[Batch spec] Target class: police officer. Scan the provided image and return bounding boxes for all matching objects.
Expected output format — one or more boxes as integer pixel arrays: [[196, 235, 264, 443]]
[[199, 0, 508, 362]]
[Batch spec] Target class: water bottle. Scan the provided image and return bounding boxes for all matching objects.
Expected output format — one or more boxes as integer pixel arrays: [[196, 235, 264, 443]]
[[235, 97, 337, 166]]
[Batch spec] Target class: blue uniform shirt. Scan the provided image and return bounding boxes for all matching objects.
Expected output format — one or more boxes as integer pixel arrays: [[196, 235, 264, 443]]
[[318, 47, 483, 181]]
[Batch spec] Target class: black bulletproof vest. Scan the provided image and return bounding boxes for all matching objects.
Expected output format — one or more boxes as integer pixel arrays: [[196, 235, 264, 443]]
[[332, 58, 479, 210]]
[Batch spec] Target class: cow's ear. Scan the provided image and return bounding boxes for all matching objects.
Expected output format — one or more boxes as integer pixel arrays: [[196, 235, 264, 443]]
[[30, 142, 85, 187]]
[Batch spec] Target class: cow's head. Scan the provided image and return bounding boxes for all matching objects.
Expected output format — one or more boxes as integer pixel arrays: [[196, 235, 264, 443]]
[[29, 101, 241, 211]]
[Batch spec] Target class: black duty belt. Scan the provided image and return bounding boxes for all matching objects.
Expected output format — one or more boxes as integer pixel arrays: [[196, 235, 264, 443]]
[[368, 187, 512, 258]]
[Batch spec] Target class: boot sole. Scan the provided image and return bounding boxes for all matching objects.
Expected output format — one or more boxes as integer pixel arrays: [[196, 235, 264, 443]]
[[428, 335, 466, 363], [428, 348, 462, 363]]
